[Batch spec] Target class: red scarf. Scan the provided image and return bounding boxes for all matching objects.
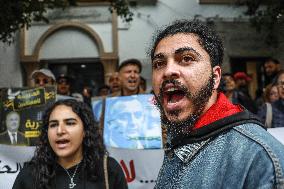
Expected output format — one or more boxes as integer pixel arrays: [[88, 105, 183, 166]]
[[193, 93, 243, 130]]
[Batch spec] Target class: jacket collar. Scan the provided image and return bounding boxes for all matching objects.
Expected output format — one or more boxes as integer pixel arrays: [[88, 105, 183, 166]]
[[174, 138, 211, 163]]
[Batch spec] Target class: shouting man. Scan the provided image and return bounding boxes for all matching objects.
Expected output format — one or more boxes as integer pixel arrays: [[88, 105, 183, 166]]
[[115, 59, 144, 96], [151, 20, 284, 189]]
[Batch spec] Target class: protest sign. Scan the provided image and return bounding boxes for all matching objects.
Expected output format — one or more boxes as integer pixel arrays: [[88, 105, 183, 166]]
[[0, 144, 164, 189], [108, 147, 164, 189], [104, 94, 162, 149], [0, 87, 56, 145], [0, 144, 35, 189], [268, 128, 284, 145]]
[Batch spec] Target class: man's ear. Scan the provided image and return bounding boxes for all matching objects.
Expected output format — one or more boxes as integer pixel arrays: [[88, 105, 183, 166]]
[[212, 66, 221, 90]]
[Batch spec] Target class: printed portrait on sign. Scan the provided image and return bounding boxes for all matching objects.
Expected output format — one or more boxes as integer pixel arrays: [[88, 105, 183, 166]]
[[0, 87, 56, 146], [104, 94, 162, 149]]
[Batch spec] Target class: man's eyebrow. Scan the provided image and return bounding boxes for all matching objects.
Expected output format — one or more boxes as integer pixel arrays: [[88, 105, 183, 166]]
[[175, 47, 201, 58], [152, 53, 165, 61]]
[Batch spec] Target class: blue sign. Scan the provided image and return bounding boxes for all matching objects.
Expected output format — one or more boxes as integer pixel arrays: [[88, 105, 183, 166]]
[[104, 94, 162, 149]]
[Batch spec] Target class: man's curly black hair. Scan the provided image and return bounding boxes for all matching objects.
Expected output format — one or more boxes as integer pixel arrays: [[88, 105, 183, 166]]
[[150, 19, 224, 68], [29, 99, 106, 189]]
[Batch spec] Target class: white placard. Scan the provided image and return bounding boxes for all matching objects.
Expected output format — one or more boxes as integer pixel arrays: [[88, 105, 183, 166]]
[[0, 144, 35, 189], [268, 128, 284, 145]]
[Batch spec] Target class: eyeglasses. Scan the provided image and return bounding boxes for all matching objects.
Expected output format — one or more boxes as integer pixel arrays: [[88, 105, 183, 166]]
[[35, 78, 50, 85]]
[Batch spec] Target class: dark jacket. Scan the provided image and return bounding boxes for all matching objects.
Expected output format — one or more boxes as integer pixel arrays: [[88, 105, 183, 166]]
[[257, 99, 284, 128], [0, 131, 29, 146], [13, 157, 128, 189]]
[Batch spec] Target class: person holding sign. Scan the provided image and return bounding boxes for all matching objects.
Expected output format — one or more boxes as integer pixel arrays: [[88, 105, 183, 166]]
[[31, 68, 56, 87], [150, 20, 284, 188], [0, 111, 29, 145], [13, 99, 127, 189]]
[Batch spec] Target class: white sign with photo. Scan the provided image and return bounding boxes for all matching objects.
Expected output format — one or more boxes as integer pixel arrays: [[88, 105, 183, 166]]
[[104, 94, 162, 149]]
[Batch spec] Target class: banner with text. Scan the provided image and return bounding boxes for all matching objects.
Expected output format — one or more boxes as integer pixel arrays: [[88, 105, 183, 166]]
[[0, 145, 164, 189], [0, 87, 56, 146]]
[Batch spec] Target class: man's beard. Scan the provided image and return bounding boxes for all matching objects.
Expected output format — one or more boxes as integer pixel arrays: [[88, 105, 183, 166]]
[[153, 72, 215, 142]]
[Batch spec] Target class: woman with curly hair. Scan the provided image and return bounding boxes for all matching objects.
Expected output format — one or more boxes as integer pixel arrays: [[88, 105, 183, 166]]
[[13, 99, 127, 189]]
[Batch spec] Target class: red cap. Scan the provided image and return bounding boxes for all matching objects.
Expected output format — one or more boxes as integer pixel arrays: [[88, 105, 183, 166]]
[[233, 72, 252, 81]]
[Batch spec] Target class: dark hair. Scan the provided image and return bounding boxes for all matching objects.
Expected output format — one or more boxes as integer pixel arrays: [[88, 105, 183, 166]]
[[150, 19, 224, 68], [30, 99, 106, 189], [98, 85, 111, 91], [222, 73, 234, 79], [265, 57, 280, 65], [118, 58, 142, 73]]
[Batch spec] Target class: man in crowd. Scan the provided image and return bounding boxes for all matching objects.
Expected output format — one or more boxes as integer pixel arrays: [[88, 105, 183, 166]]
[[56, 74, 71, 96], [31, 68, 56, 87], [0, 111, 29, 145], [108, 72, 121, 94], [264, 58, 281, 86], [151, 20, 284, 188], [222, 72, 257, 113], [98, 85, 111, 96], [114, 59, 144, 96]]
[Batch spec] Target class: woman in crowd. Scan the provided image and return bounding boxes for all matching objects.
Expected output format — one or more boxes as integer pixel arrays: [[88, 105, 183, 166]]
[[263, 83, 279, 103], [13, 99, 127, 189], [257, 70, 284, 128]]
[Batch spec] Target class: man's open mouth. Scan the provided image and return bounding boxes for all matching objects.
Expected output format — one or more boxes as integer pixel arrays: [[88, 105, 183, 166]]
[[163, 87, 186, 104], [128, 79, 137, 84]]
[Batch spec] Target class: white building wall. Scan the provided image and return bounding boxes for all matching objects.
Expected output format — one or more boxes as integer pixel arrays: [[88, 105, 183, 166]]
[[118, 0, 247, 89], [0, 0, 283, 89], [0, 34, 22, 87]]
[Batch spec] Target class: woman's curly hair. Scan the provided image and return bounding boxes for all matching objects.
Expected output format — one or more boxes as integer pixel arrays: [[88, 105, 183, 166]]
[[29, 99, 106, 189]]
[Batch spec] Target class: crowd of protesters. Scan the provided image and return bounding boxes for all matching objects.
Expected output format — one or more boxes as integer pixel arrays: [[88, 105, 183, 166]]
[[30, 56, 283, 128], [1, 19, 284, 189], [220, 58, 283, 128]]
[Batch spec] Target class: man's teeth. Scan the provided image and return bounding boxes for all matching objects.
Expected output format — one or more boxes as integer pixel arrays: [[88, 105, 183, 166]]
[[128, 80, 136, 83], [166, 88, 178, 92]]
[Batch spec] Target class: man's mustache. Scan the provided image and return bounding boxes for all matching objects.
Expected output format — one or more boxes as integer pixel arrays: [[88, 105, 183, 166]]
[[158, 79, 190, 100]]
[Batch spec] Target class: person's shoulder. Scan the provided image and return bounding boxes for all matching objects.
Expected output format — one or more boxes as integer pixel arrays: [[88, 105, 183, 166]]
[[272, 99, 284, 110], [106, 156, 124, 175], [20, 162, 35, 174], [233, 123, 284, 152], [0, 130, 8, 136], [105, 156, 128, 189], [107, 156, 120, 169], [13, 162, 35, 189], [0, 131, 9, 142]]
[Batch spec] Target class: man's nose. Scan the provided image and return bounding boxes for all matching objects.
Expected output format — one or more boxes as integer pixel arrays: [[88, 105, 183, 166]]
[[39, 80, 45, 86], [163, 60, 180, 80]]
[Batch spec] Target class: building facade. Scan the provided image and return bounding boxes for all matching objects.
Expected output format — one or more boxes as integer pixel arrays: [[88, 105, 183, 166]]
[[0, 0, 283, 97]]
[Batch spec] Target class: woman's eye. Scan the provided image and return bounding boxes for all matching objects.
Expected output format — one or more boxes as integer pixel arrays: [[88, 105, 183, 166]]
[[48, 123, 57, 128], [66, 121, 76, 126]]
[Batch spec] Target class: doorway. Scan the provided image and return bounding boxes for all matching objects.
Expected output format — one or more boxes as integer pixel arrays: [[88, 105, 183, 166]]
[[42, 58, 104, 95]]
